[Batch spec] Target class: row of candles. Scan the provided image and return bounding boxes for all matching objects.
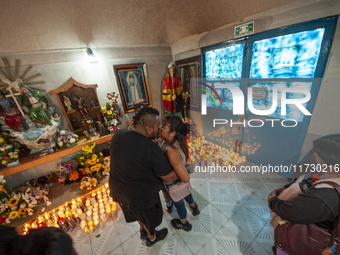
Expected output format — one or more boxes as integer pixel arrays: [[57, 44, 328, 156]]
[[22, 183, 118, 235], [207, 127, 261, 155], [189, 136, 247, 166]]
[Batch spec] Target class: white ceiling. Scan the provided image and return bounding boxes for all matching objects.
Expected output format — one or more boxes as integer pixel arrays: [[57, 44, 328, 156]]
[[0, 0, 305, 53]]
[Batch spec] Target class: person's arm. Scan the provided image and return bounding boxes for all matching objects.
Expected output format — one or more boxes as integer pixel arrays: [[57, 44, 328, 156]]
[[160, 170, 178, 182], [268, 182, 294, 202], [165, 148, 189, 183], [269, 189, 336, 224]]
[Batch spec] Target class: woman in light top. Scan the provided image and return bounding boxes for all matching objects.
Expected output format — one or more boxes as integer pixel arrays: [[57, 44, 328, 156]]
[[159, 115, 199, 231]]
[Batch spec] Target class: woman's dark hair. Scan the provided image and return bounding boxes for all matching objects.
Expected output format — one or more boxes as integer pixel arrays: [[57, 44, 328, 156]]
[[313, 134, 340, 166], [163, 115, 189, 161]]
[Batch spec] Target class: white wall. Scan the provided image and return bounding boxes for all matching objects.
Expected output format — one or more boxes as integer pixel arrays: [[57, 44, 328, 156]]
[[171, 0, 340, 153]]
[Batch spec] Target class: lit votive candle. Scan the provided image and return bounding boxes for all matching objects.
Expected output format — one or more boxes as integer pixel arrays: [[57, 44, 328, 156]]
[[80, 220, 87, 229], [104, 183, 109, 189], [31, 221, 38, 229], [87, 219, 94, 228], [100, 209, 105, 215], [86, 210, 92, 217], [93, 218, 100, 226], [106, 206, 111, 214]]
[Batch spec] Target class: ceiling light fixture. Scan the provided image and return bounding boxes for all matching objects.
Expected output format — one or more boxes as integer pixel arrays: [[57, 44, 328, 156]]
[[86, 48, 98, 63]]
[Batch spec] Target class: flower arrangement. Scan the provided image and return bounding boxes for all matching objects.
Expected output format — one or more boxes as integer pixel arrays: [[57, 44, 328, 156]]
[[79, 176, 98, 190], [0, 135, 20, 167], [76, 142, 109, 179], [101, 102, 122, 131], [57, 130, 79, 148], [0, 175, 39, 225]]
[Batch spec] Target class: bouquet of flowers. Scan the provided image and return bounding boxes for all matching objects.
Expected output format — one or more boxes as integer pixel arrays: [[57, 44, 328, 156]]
[[75, 142, 109, 179], [79, 176, 97, 190], [57, 130, 79, 148], [101, 102, 122, 131], [0, 135, 20, 167], [0, 175, 40, 225]]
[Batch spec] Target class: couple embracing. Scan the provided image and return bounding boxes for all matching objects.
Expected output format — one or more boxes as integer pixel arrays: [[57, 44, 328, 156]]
[[109, 107, 199, 247]]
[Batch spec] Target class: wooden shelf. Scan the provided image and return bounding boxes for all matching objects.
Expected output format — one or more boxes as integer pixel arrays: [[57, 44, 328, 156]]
[[0, 134, 113, 177], [66, 110, 76, 115], [90, 106, 100, 110]]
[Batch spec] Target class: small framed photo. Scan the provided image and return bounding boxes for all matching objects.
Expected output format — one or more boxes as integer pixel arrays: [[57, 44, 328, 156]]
[[113, 63, 152, 113]]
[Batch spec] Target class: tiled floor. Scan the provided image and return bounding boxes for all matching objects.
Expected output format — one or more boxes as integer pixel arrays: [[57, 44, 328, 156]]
[[70, 166, 290, 255]]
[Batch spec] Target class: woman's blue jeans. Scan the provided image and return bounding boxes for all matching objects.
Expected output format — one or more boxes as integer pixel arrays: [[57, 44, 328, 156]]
[[173, 193, 194, 221]]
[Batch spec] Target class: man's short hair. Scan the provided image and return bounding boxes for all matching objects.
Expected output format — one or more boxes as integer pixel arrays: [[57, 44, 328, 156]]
[[132, 107, 159, 128]]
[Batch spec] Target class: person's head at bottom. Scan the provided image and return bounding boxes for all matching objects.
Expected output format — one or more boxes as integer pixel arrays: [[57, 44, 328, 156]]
[[132, 107, 160, 139], [0, 225, 77, 255], [313, 134, 340, 175]]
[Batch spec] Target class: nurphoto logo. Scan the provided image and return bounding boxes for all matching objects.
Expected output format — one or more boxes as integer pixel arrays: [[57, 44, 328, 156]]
[[199, 81, 312, 128]]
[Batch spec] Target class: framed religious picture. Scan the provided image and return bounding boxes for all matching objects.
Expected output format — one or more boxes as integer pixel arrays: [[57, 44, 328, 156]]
[[113, 63, 153, 113], [175, 56, 201, 110]]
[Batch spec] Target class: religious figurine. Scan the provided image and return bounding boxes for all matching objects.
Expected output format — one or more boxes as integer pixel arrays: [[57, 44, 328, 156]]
[[72, 96, 90, 118], [162, 62, 184, 117], [83, 130, 91, 140], [97, 121, 109, 136], [52, 112, 61, 132], [107, 92, 120, 109], [21, 86, 51, 125], [89, 99, 98, 108], [63, 95, 74, 112], [88, 124, 97, 136], [0, 97, 28, 131], [71, 118, 80, 131]]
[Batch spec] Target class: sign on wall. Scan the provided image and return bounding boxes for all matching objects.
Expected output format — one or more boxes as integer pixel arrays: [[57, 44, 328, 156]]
[[234, 21, 254, 38]]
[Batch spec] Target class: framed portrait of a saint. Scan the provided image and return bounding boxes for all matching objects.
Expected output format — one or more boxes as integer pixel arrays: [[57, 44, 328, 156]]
[[113, 63, 152, 113]]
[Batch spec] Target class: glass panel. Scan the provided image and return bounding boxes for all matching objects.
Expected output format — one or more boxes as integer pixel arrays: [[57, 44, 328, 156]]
[[206, 82, 241, 111], [250, 28, 325, 78], [246, 82, 312, 122], [205, 44, 244, 79]]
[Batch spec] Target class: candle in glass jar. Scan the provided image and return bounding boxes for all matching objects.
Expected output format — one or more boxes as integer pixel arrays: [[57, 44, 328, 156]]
[[31, 221, 38, 229], [105, 205, 111, 214], [87, 219, 94, 228], [85, 199, 91, 207], [43, 213, 50, 221], [93, 218, 99, 226], [104, 183, 109, 189], [80, 220, 87, 229]]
